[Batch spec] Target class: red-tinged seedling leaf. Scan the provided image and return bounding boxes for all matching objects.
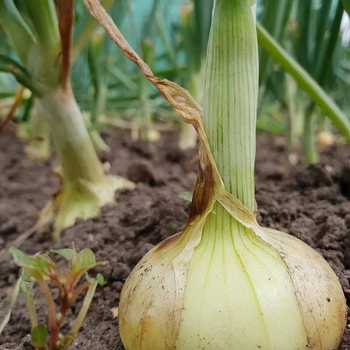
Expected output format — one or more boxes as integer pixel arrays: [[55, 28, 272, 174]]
[[0, 277, 22, 335], [58, 268, 74, 291], [9, 247, 57, 280], [31, 323, 48, 348], [71, 249, 107, 285], [50, 248, 75, 261]]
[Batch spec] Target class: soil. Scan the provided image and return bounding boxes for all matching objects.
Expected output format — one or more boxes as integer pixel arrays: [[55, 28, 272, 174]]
[[1, 128, 350, 349]]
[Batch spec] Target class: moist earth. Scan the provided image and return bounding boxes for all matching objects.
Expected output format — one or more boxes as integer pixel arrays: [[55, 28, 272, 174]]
[[1, 129, 350, 349]]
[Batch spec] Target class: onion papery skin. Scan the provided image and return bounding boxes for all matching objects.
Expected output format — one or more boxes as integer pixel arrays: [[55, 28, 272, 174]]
[[119, 205, 346, 350]]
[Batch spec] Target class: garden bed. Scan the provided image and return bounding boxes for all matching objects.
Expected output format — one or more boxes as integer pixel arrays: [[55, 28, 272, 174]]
[[1, 128, 350, 349]]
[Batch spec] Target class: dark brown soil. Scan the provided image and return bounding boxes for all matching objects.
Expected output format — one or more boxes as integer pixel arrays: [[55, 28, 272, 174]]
[[1, 129, 350, 349]]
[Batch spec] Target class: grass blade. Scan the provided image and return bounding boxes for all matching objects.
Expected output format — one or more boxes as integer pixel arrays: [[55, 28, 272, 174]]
[[0, 277, 22, 335], [257, 22, 350, 141]]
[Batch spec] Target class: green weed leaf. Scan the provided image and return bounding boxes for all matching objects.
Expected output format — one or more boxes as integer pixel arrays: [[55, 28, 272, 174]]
[[9, 247, 33, 267], [71, 249, 107, 285], [97, 273, 106, 286], [72, 249, 96, 274], [9, 247, 56, 280], [179, 191, 192, 202], [31, 323, 48, 348], [50, 248, 75, 261], [20, 270, 35, 297]]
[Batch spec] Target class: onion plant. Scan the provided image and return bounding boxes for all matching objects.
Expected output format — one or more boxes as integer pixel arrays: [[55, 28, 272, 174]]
[[0, 0, 115, 160], [258, 0, 350, 163], [86, 0, 346, 348], [0, 0, 133, 240]]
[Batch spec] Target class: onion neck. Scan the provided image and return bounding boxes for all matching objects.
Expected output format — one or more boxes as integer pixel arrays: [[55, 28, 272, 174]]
[[202, 0, 258, 212], [39, 86, 106, 187]]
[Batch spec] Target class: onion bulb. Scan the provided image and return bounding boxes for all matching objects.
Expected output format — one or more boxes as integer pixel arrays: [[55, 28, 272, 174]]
[[119, 203, 346, 349]]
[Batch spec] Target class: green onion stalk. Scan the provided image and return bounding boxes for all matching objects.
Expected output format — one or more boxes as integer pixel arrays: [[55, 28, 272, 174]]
[[19, 0, 114, 160], [87, 28, 110, 152], [138, 38, 160, 142], [0, 0, 133, 240], [132, 0, 161, 142], [257, 2, 350, 163], [88, 0, 347, 348]]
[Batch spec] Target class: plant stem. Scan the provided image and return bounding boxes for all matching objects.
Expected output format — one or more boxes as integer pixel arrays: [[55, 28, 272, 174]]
[[64, 280, 98, 347], [37, 84, 131, 241], [89, 122, 110, 152], [25, 288, 38, 328], [203, 0, 258, 211], [39, 87, 106, 186], [89, 63, 107, 127], [71, 281, 90, 305], [302, 106, 318, 164], [37, 279, 59, 350], [86, 30, 110, 151], [283, 77, 298, 149]]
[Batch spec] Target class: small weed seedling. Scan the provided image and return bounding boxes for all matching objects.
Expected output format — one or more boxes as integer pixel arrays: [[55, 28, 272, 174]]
[[8, 246, 107, 350]]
